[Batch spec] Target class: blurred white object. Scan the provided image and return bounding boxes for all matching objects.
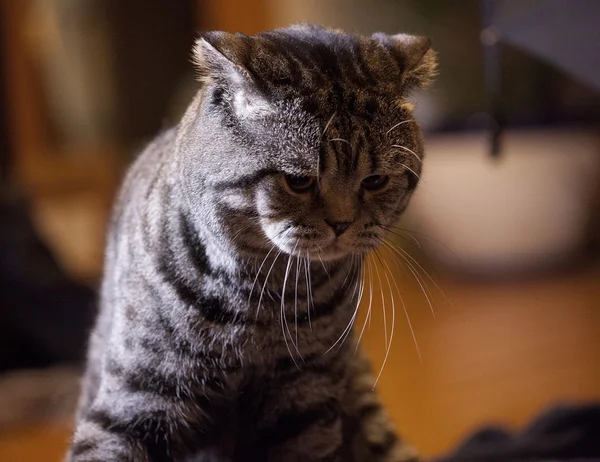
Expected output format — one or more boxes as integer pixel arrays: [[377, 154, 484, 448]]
[[407, 129, 600, 274]]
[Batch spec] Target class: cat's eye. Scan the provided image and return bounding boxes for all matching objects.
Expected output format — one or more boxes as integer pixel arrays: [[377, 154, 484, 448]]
[[361, 175, 389, 191], [284, 174, 315, 193]]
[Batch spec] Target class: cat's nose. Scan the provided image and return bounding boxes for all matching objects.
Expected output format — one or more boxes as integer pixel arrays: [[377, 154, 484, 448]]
[[325, 220, 352, 236]]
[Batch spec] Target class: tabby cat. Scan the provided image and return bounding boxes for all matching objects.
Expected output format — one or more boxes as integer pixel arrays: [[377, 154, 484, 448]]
[[68, 24, 436, 462]]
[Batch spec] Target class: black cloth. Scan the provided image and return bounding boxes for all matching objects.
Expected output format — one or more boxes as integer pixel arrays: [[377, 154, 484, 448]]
[[0, 188, 95, 371], [434, 404, 600, 461]]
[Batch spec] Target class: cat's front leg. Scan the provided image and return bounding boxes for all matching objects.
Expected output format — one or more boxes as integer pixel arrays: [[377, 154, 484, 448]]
[[264, 404, 344, 462], [69, 413, 151, 462], [255, 368, 345, 462], [342, 348, 419, 462], [68, 377, 218, 461]]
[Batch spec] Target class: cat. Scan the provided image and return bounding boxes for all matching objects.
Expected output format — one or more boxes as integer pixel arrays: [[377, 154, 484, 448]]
[[68, 24, 436, 462]]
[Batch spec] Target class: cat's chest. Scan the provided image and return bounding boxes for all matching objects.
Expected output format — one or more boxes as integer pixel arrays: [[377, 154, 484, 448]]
[[200, 302, 351, 365], [184, 358, 344, 462]]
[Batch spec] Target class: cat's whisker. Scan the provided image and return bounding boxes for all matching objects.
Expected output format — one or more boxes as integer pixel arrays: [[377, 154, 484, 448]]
[[385, 119, 412, 136], [383, 224, 458, 260], [324, 255, 363, 355], [249, 245, 277, 308], [256, 250, 281, 321], [304, 251, 313, 332], [329, 138, 350, 144], [381, 238, 435, 319], [399, 164, 421, 180], [226, 215, 264, 249], [355, 254, 374, 353], [322, 111, 337, 137], [402, 254, 434, 318], [343, 253, 356, 283], [280, 248, 303, 367], [368, 255, 373, 331], [341, 253, 355, 290], [374, 243, 421, 361], [385, 238, 451, 311], [373, 250, 398, 387], [377, 237, 427, 302], [406, 233, 422, 250], [230, 224, 251, 241], [390, 144, 421, 163], [380, 249, 423, 378], [316, 154, 321, 189], [341, 256, 366, 348], [380, 225, 422, 249], [294, 249, 301, 347], [316, 246, 330, 278], [280, 260, 298, 367], [371, 250, 388, 350]]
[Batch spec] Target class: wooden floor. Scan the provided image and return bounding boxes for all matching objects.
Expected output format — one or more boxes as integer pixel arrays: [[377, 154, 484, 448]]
[[1, 247, 599, 461], [362, 254, 600, 456]]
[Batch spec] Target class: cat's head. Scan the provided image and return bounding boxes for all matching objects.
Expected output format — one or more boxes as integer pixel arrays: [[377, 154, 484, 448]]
[[180, 24, 436, 261]]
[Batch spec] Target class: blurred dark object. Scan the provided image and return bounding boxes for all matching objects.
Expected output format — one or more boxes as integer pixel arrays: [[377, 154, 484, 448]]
[[434, 404, 600, 461], [481, 0, 600, 156], [103, 0, 196, 146], [481, 0, 504, 158], [0, 187, 95, 372]]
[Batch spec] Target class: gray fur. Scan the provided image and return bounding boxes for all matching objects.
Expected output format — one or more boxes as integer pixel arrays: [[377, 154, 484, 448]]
[[68, 24, 436, 461]]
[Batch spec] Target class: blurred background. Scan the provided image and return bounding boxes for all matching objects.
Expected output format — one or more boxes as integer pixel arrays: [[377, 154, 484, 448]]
[[0, 0, 599, 460]]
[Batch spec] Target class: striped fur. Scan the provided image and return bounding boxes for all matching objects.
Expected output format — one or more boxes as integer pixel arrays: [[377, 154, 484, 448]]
[[68, 24, 436, 461]]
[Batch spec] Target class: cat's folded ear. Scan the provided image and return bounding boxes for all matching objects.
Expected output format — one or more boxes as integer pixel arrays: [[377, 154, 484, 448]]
[[193, 32, 272, 118], [372, 33, 438, 90], [193, 32, 249, 84]]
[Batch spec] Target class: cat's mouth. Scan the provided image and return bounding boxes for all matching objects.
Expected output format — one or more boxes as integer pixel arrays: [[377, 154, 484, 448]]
[[273, 237, 378, 261], [262, 223, 382, 260]]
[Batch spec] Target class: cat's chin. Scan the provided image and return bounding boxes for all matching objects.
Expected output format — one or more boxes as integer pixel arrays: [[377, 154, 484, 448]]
[[266, 233, 379, 261], [314, 246, 376, 261]]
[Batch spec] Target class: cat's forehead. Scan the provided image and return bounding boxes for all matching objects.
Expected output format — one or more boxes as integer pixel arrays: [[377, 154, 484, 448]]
[[229, 27, 405, 105], [262, 98, 412, 179]]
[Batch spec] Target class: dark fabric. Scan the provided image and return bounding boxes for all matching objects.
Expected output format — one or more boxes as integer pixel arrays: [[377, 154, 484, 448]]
[[0, 187, 96, 371], [434, 404, 600, 461]]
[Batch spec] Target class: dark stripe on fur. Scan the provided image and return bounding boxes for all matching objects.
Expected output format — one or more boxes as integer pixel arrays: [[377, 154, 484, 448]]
[[70, 439, 98, 457], [258, 398, 341, 446], [212, 169, 279, 192], [156, 246, 249, 326]]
